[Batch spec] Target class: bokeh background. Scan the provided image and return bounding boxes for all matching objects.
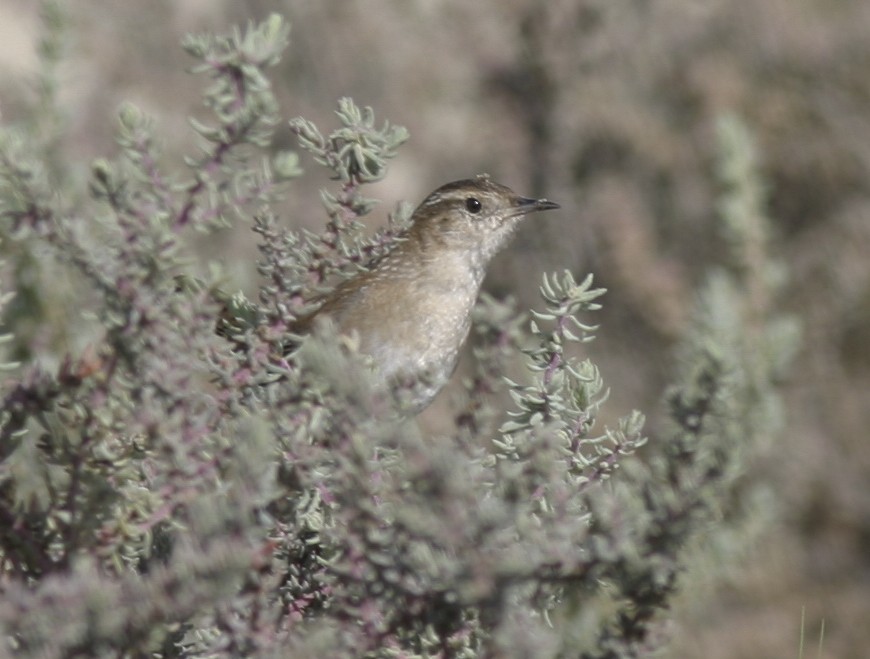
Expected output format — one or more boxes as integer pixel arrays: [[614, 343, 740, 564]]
[[2, 1, 869, 656]]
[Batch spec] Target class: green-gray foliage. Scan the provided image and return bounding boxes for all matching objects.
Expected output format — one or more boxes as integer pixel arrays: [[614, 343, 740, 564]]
[[0, 11, 795, 659]]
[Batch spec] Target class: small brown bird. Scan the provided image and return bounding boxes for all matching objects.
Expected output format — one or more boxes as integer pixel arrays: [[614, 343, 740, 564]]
[[295, 174, 559, 411]]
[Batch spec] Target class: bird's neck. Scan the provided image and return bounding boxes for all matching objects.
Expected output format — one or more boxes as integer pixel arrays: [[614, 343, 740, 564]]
[[399, 218, 521, 289], [389, 234, 488, 295]]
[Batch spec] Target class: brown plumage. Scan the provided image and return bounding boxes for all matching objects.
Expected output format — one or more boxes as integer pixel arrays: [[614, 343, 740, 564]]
[[293, 174, 559, 411]]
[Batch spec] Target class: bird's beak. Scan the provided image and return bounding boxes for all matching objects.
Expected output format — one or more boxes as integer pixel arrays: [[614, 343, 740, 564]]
[[514, 196, 560, 215]]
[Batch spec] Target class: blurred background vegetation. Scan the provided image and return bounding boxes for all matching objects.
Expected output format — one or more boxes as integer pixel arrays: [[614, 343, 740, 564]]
[[0, 0, 868, 656]]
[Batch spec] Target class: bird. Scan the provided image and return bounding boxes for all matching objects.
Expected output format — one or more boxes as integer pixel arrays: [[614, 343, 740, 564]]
[[290, 174, 560, 412]]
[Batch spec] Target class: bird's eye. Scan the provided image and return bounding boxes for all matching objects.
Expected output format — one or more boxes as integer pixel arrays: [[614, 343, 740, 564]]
[[465, 197, 482, 214]]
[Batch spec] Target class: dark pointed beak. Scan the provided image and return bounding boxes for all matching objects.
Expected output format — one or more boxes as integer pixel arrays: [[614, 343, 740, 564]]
[[515, 196, 560, 215]]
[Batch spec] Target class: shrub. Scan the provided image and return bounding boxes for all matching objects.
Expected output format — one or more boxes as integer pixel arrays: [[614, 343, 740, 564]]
[[0, 13, 796, 658]]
